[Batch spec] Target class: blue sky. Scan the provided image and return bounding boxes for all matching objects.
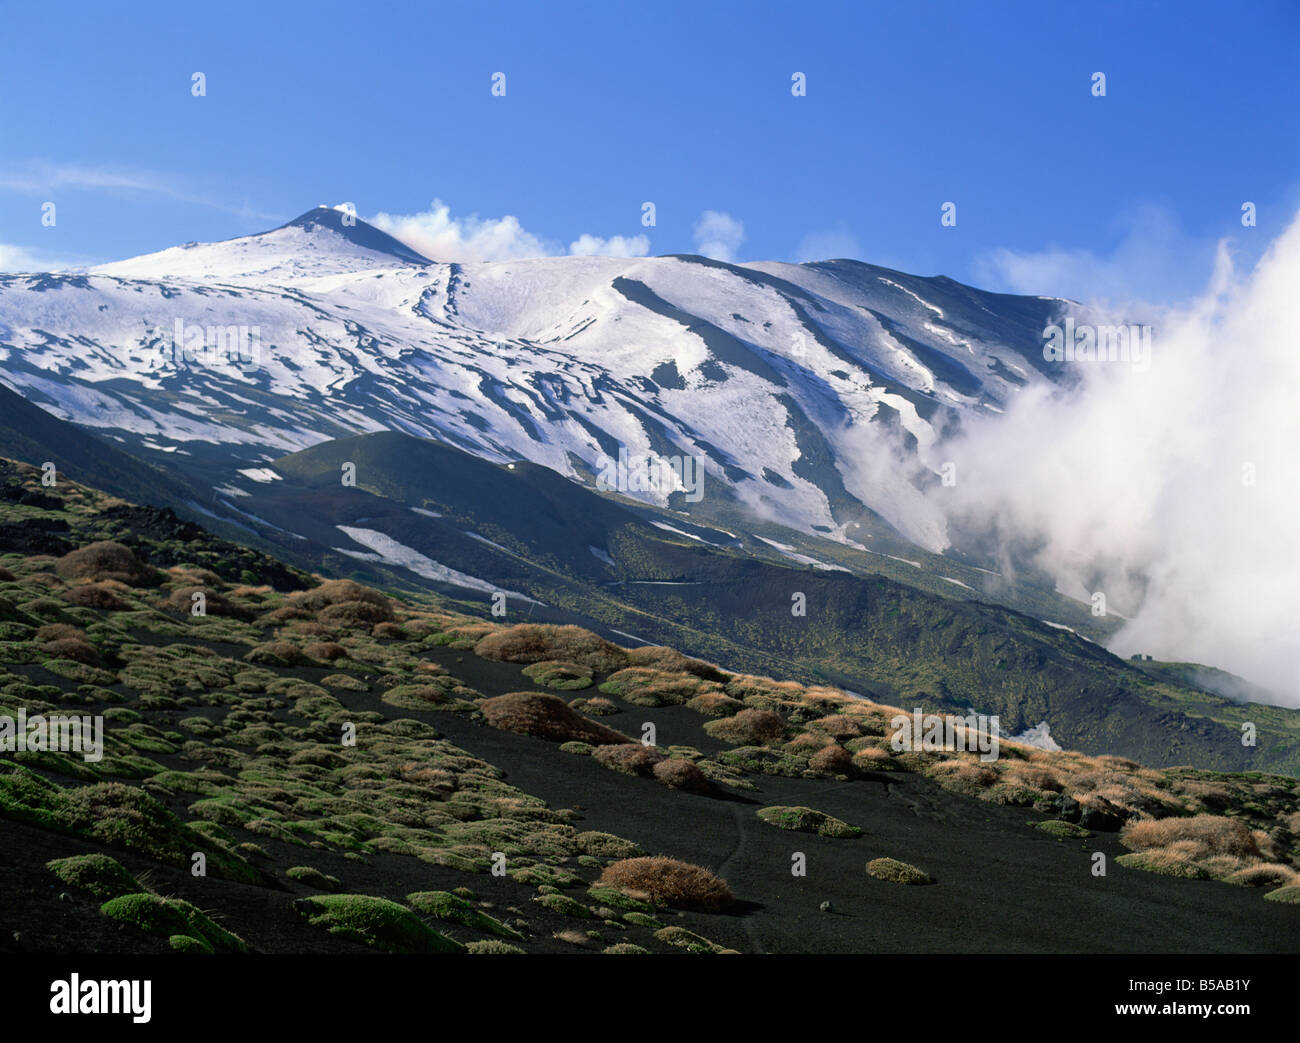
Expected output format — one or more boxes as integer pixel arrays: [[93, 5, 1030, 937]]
[[2, 0, 1296, 302]]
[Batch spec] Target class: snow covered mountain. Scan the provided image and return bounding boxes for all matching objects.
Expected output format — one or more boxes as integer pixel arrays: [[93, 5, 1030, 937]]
[[0, 206, 1067, 551]]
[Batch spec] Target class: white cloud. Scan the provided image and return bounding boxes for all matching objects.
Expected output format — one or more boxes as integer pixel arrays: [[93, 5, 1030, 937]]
[[369, 200, 552, 262], [939, 215, 1300, 702], [370, 200, 652, 263], [568, 233, 650, 258], [0, 242, 81, 272], [971, 204, 1230, 306], [693, 210, 744, 262], [0, 161, 280, 222]]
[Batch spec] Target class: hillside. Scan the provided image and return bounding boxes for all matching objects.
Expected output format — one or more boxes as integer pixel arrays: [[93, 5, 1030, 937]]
[[2, 458, 1298, 955], [233, 431, 1300, 775]]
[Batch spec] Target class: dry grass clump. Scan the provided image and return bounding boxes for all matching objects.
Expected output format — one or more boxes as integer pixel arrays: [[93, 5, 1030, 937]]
[[809, 714, 865, 740], [372, 622, 406, 639], [319, 600, 393, 626], [244, 641, 315, 667], [927, 758, 999, 792], [288, 578, 392, 613], [1225, 863, 1298, 888], [304, 641, 348, 662], [39, 637, 102, 666], [786, 732, 832, 753], [866, 857, 933, 885], [593, 743, 665, 777], [480, 692, 630, 745], [1121, 814, 1260, 862], [573, 696, 618, 716], [167, 565, 223, 586], [36, 623, 86, 643], [704, 708, 786, 746], [0, 565, 14, 581], [724, 674, 807, 708], [1005, 765, 1063, 792], [686, 692, 744, 717], [474, 624, 630, 673], [598, 857, 733, 912], [651, 758, 711, 793], [55, 541, 160, 586], [165, 586, 253, 621], [808, 743, 854, 776], [852, 747, 895, 770], [625, 645, 729, 682], [63, 582, 130, 610], [285, 621, 334, 637], [599, 667, 719, 706]]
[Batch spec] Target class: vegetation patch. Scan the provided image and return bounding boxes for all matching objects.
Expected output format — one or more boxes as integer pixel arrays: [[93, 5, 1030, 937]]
[[475, 624, 630, 673], [757, 806, 861, 838], [866, 857, 933, 885], [296, 894, 464, 953], [521, 660, 593, 691], [598, 856, 733, 912], [1036, 820, 1093, 839], [46, 852, 142, 900], [481, 692, 630, 745], [704, 708, 787, 745], [406, 890, 522, 938], [653, 926, 738, 953]]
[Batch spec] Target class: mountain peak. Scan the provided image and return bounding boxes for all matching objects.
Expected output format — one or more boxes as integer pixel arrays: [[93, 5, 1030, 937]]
[[94, 204, 433, 283], [272, 206, 432, 266]]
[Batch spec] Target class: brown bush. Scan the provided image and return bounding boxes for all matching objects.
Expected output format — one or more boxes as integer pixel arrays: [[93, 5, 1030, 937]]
[[724, 674, 806, 704], [1121, 814, 1260, 861], [809, 743, 854, 776], [811, 714, 865, 740], [268, 605, 310, 621], [625, 645, 729, 682], [474, 624, 630, 673], [786, 732, 832, 752], [63, 583, 130, 611], [1226, 863, 1297, 888], [289, 579, 392, 613], [853, 747, 894, 769], [245, 641, 314, 666], [598, 857, 732, 912], [686, 692, 744, 717], [931, 759, 999, 789], [39, 637, 102, 666], [168, 565, 223, 586], [304, 641, 348, 662], [286, 621, 334, 637], [480, 692, 630, 745], [652, 758, 711, 793], [319, 600, 393, 626], [371, 622, 406, 639], [1008, 765, 1063, 792], [55, 542, 160, 586], [593, 743, 665, 777], [0, 565, 15, 581], [704, 708, 786, 745], [165, 586, 253, 621], [36, 623, 85, 643]]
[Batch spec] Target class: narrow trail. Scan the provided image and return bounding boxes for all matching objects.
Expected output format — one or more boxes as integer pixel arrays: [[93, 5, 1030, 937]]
[[715, 803, 766, 954]]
